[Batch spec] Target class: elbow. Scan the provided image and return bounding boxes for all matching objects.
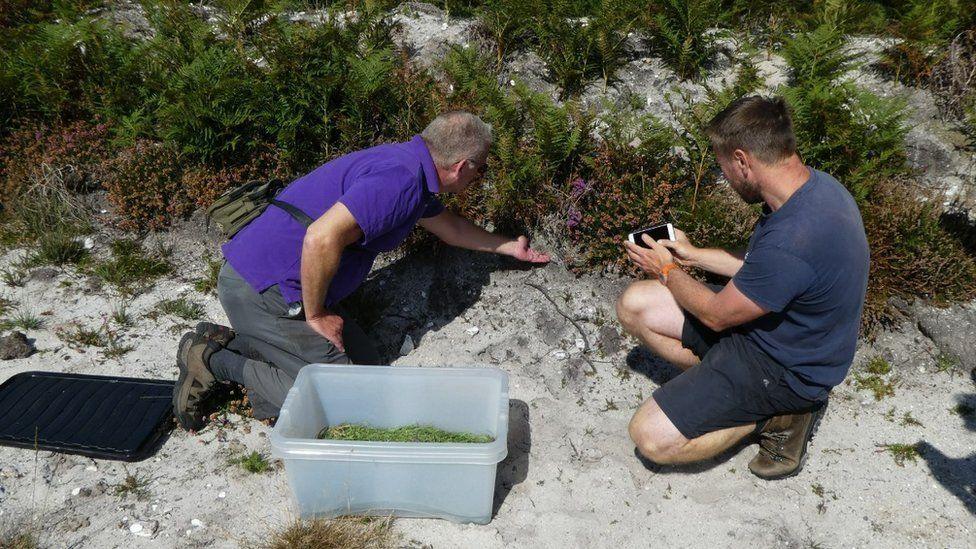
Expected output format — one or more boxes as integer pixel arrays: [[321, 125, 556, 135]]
[[700, 314, 730, 333], [302, 228, 341, 253]]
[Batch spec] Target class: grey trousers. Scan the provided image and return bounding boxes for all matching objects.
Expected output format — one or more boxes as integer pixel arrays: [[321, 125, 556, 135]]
[[215, 262, 380, 419]]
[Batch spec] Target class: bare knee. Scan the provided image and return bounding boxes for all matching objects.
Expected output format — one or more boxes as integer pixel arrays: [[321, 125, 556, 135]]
[[629, 409, 684, 464], [616, 280, 665, 334]]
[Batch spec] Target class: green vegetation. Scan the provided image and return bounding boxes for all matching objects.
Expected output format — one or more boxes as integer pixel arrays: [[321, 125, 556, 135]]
[[230, 450, 272, 473], [318, 423, 494, 443], [864, 356, 892, 376], [854, 373, 896, 401], [56, 323, 105, 348], [194, 258, 223, 295], [877, 442, 922, 467], [260, 516, 395, 549], [89, 239, 173, 295], [114, 469, 151, 500], [0, 310, 44, 331], [156, 297, 205, 321], [0, 0, 973, 336]]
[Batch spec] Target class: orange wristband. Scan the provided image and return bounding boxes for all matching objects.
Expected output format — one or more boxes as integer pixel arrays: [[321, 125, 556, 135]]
[[660, 262, 679, 283]]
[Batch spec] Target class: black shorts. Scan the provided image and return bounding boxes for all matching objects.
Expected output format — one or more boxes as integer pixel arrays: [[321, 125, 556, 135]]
[[652, 315, 824, 440]]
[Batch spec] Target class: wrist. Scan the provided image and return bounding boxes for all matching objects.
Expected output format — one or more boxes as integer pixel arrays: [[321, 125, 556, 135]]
[[659, 262, 680, 284]]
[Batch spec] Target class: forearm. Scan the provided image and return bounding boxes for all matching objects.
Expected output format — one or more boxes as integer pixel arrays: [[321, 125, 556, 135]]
[[688, 248, 745, 278], [433, 213, 512, 253], [664, 268, 726, 331], [299, 235, 344, 319]]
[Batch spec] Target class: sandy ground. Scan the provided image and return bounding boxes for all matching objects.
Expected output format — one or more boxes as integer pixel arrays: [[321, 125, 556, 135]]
[[2, 4, 975, 547], [0, 221, 974, 548]]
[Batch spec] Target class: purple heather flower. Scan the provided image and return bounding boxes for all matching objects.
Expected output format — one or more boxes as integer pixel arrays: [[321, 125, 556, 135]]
[[570, 177, 588, 198], [567, 206, 582, 229]]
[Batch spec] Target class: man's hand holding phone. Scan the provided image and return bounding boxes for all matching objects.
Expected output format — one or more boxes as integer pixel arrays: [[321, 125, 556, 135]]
[[657, 228, 699, 268]]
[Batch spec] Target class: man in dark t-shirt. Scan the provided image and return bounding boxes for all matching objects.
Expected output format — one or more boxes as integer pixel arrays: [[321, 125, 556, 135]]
[[616, 96, 869, 479]]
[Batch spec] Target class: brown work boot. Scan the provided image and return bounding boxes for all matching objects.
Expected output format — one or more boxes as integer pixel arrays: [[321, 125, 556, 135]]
[[172, 332, 221, 431], [749, 401, 828, 480], [194, 321, 235, 347]]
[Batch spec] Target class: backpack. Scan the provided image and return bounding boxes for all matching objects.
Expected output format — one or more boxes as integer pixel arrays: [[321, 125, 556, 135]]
[[205, 179, 314, 238]]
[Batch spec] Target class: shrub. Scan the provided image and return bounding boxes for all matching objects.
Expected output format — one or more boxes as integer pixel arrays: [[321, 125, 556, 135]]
[[860, 178, 976, 332], [0, 120, 112, 200], [566, 115, 684, 270], [101, 140, 187, 230]]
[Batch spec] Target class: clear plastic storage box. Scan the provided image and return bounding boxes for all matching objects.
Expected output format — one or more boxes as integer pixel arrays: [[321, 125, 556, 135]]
[[270, 364, 509, 524]]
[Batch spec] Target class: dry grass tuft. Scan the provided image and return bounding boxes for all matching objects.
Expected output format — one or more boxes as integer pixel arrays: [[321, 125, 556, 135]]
[[259, 516, 396, 549]]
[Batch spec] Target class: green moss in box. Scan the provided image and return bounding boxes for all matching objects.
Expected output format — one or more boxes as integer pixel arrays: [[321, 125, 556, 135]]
[[317, 423, 494, 444]]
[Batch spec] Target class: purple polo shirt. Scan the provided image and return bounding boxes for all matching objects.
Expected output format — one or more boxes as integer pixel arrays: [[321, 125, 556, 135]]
[[221, 136, 444, 307]]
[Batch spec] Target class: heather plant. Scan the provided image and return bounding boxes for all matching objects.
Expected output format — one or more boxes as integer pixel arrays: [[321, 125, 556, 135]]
[[101, 140, 188, 231], [566, 114, 685, 270], [0, 120, 113, 200], [860, 178, 976, 332]]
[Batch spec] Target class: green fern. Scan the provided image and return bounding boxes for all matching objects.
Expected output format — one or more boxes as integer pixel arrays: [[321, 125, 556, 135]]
[[650, 0, 724, 80]]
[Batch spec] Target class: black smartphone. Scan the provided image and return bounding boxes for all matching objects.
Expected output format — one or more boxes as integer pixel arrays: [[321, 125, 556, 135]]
[[628, 223, 675, 249]]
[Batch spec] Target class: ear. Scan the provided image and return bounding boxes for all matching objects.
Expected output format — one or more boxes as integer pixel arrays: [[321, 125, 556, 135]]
[[731, 149, 750, 175], [451, 159, 467, 177]]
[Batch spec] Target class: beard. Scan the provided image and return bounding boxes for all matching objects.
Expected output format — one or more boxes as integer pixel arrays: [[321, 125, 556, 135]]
[[730, 177, 763, 204]]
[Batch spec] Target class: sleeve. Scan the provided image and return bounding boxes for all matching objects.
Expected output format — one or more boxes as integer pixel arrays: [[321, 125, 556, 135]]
[[421, 197, 445, 218], [337, 164, 422, 245], [732, 246, 816, 313]]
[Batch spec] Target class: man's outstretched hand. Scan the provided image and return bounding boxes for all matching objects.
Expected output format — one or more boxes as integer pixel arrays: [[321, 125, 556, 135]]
[[500, 235, 551, 263]]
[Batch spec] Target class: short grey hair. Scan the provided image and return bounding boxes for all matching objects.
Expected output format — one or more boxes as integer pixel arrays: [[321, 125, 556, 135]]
[[420, 111, 493, 168]]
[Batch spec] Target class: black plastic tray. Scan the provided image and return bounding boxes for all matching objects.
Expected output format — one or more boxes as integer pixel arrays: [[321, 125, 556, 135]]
[[0, 371, 175, 461]]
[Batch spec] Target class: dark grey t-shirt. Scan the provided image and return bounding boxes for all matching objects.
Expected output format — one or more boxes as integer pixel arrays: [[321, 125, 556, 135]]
[[732, 168, 869, 400]]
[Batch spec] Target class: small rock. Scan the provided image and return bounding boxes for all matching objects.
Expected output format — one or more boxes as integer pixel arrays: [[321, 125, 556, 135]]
[[191, 518, 205, 529], [1, 466, 20, 479], [129, 523, 143, 534], [71, 487, 82, 496], [0, 332, 34, 360], [64, 516, 90, 532], [91, 480, 109, 496], [399, 334, 415, 356], [574, 338, 586, 351], [552, 350, 568, 360], [28, 267, 59, 282], [82, 237, 95, 250], [217, 491, 226, 499], [465, 326, 480, 336], [85, 465, 98, 472]]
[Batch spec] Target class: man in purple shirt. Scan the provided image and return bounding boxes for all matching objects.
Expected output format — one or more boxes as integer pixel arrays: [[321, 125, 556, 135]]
[[173, 112, 550, 430]]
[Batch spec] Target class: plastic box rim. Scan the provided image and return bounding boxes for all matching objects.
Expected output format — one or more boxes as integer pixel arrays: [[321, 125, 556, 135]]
[[270, 364, 509, 464]]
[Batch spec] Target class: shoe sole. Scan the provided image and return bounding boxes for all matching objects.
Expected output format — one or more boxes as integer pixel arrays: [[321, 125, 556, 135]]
[[752, 401, 828, 481]]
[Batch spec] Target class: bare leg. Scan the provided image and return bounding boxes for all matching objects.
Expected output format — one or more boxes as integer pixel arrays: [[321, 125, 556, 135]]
[[629, 396, 754, 464], [616, 279, 700, 370]]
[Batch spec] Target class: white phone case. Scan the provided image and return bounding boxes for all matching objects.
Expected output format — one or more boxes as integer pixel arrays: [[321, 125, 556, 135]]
[[628, 223, 675, 244]]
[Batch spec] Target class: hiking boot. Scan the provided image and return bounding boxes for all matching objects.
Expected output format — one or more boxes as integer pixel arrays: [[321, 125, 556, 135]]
[[749, 401, 828, 480], [194, 321, 235, 347], [173, 331, 221, 431]]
